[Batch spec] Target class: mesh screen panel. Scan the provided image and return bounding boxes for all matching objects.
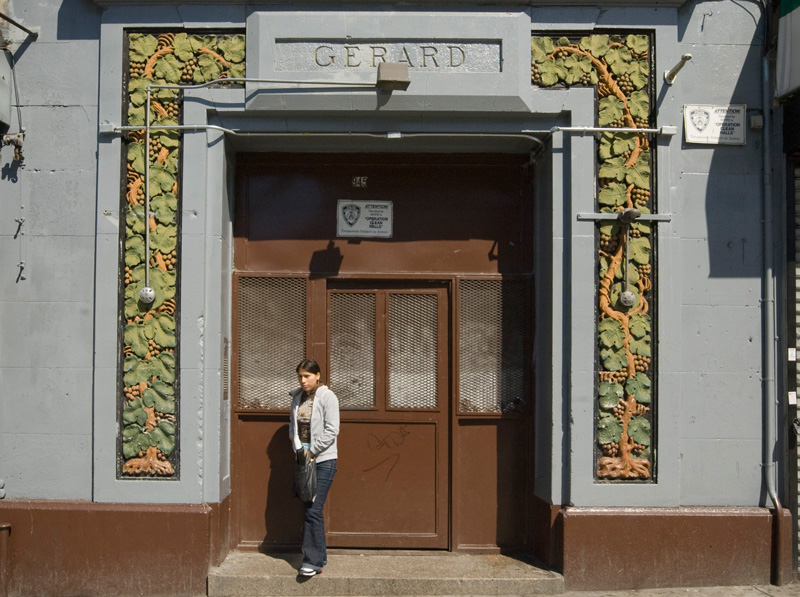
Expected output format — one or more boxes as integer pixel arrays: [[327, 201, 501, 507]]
[[459, 279, 528, 413], [388, 293, 438, 409], [237, 277, 306, 410], [330, 292, 376, 409]]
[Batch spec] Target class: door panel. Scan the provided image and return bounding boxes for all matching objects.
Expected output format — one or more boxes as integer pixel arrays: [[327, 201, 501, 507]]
[[235, 417, 305, 549], [326, 285, 449, 548], [328, 421, 441, 543], [454, 419, 528, 549], [234, 153, 533, 276]]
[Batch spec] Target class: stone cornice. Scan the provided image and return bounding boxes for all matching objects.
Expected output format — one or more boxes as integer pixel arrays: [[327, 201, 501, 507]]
[[92, 0, 688, 7]]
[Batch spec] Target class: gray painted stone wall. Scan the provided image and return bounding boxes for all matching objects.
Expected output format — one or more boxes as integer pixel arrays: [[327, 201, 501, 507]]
[[672, 0, 767, 506], [0, 0, 100, 500], [0, 0, 780, 512]]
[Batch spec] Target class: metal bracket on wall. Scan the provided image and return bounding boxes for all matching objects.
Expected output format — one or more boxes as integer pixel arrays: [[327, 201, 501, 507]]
[[577, 212, 672, 222], [1, 131, 24, 162], [0, 12, 38, 40], [551, 125, 678, 137], [578, 209, 671, 306]]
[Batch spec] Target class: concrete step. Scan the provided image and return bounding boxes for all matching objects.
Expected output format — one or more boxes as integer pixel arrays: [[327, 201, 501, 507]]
[[207, 550, 564, 596]]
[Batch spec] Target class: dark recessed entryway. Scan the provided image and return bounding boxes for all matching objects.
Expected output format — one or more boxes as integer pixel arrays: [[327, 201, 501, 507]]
[[231, 153, 535, 552]]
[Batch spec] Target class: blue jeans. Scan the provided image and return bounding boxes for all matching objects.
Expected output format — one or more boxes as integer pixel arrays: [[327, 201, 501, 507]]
[[302, 459, 336, 571]]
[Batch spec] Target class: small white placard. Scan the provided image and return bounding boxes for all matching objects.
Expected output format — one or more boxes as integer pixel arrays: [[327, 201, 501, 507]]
[[337, 200, 393, 238], [789, 391, 797, 406], [790, 348, 797, 362], [684, 104, 746, 145]]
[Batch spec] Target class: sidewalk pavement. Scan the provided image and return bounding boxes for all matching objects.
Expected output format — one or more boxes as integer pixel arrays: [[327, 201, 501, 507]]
[[561, 582, 800, 596]]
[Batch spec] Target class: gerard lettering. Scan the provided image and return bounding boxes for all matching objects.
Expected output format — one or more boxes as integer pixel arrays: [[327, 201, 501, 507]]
[[399, 46, 414, 67], [307, 43, 482, 70], [314, 45, 335, 67], [345, 45, 361, 67], [449, 45, 465, 67], [421, 46, 439, 67], [276, 40, 499, 73], [371, 46, 387, 67]]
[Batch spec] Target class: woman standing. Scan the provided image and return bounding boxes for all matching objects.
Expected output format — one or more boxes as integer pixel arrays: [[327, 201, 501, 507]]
[[289, 358, 340, 577]]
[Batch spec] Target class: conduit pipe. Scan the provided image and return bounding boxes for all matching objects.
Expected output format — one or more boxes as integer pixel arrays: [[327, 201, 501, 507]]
[[111, 123, 550, 149], [761, 52, 786, 586], [547, 125, 667, 135]]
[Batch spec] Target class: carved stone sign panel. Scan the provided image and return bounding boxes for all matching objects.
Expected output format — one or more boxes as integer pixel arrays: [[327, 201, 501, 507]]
[[246, 12, 530, 111], [274, 41, 501, 73]]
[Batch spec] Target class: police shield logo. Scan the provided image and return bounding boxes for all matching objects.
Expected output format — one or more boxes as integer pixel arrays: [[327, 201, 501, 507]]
[[342, 204, 360, 226], [690, 108, 710, 132]]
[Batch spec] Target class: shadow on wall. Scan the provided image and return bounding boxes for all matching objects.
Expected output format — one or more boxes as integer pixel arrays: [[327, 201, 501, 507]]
[[674, 0, 765, 279], [263, 424, 305, 550], [56, 0, 101, 40]]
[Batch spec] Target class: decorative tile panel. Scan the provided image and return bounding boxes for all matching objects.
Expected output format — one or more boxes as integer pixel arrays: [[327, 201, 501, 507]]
[[118, 31, 245, 477], [532, 33, 655, 480]]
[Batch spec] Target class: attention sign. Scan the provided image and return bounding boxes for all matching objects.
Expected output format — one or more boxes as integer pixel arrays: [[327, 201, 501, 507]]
[[337, 200, 393, 238], [684, 104, 746, 145]]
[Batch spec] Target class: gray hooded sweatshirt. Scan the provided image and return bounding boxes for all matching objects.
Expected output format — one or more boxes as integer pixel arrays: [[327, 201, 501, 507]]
[[289, 384, 340, 464]]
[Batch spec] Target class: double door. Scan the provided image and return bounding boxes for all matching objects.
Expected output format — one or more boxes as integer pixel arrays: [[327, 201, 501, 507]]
[[232, 153, 533, 552]]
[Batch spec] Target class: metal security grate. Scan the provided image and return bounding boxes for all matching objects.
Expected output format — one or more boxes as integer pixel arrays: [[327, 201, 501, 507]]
[[459, 279, 528, 413], [330, 292, 376, 409], [237, 277, 306, 410], [388, 293, 438, 409]]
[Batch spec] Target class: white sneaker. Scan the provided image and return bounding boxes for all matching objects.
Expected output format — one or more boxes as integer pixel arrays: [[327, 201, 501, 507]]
[[299, 566, 322, 577]]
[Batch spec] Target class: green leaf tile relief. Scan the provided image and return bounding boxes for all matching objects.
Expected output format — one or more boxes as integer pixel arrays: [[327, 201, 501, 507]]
[[119, 32, 245, 477], [532, 33, 654, 480]]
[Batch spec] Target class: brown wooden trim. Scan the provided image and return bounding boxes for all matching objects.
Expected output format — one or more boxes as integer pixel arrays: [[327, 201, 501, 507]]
[[531, 497, 564, 570], [237, 152, 532, 167], [455, 544, 505, 554], [309, 277, 327, 375], [0, 500, 226, 597], [560, 506, 793, 591], [327, 276, 454, 287], [0, 522, 10, 597]]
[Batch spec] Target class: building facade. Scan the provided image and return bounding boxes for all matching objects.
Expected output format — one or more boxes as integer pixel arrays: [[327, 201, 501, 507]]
[[0, 0, 795, 594]]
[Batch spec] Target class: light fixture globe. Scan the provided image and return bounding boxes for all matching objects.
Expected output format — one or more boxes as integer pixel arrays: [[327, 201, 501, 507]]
[[139, 286, 156, 304], [619, 290, 636, 308]]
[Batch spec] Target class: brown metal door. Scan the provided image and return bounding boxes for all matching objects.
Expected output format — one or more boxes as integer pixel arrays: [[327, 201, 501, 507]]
[[231, 153, 534, 553], [325, 283, 449, 549]]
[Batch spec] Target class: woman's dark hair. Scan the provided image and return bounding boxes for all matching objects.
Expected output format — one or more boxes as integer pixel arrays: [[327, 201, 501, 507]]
[[296, 358, 321, 375]]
